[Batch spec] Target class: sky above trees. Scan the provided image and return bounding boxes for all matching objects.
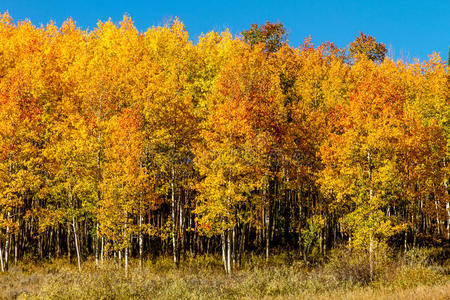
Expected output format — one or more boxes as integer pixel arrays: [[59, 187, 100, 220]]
[[1, 0, 448, 63]]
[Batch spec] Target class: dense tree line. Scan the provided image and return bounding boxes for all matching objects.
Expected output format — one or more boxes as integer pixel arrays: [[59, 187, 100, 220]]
[[0, 13, 448, 275]]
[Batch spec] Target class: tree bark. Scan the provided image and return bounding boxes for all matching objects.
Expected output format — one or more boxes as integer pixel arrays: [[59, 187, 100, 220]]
[[221, 230, 228, 274], [101, 236, 104, 263], [124, 211, 128, 275], [232, 225, 236, 270], [72, 217, 82, 271], [67, 224, 71, 261], [139, 211, 143, 269], [0, 243, 4, 272], [227, 229, 232, 275], [171, 165, 178, 267], [95, 222, 99, 266], [4, 211, 10, 271], [369, 235, 374, 281]]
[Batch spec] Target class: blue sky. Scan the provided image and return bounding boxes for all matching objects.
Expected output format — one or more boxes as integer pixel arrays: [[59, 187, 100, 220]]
[[1, 0, 449, 62]]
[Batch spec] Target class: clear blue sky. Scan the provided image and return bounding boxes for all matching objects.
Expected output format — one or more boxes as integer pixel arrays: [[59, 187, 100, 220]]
[[1, 0, 449, 63]]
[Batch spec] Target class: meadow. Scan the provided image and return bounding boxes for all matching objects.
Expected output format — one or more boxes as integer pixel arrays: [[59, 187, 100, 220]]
[[1, 247, 449, 299]]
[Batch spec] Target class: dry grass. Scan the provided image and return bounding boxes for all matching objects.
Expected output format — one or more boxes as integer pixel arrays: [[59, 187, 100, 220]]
[[0, 249, 448, 300]]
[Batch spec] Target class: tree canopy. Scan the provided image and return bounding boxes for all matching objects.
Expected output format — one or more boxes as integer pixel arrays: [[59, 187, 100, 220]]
[[0, 13, 448, 274]]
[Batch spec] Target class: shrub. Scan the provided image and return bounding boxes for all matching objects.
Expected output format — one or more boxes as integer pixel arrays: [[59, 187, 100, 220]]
[[404, 247, 449, 267], [325, 245, 393, 285]]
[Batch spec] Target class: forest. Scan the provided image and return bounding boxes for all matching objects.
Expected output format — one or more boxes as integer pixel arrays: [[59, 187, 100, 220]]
[[0, 12, 449, 297]]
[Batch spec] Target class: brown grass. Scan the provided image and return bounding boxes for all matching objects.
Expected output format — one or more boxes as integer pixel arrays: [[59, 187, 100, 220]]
[[0, 249, 447, 300]]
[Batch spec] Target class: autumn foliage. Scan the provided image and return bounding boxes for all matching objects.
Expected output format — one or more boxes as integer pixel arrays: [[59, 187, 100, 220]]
[[0, 12, 448, 274]]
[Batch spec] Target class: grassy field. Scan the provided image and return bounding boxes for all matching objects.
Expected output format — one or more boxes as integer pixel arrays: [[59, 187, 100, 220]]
[[1, 248, 449, 299]]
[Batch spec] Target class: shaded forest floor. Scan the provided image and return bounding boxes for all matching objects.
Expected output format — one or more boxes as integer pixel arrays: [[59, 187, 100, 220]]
[[1, 248, 449, 299]]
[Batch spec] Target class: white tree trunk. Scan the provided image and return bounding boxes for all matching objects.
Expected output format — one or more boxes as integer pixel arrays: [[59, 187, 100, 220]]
[[95, 222, 99, 266], [171, 165, 177, 266], [101, 236, 104, 263], [4, 211, 10, 271], [124, 246, 128, 275], [139, 212, 143, 269], [0, 245, 4, 272], [227, 229, 232, 275], [72, 217, 82, 271], [446, 202, 450, 239], [221, 230, 228, 274], [124, 212, 128, 275]]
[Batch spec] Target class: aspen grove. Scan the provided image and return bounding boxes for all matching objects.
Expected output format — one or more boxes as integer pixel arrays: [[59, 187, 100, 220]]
[[0, 13, 448, 275]]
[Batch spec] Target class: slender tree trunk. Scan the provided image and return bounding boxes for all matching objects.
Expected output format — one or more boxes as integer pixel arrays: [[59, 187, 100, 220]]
[[96, 97, 103, 267], [4, 211, 10, 271], [56, 226, 60, 257], [435, 200, 440, 235], [369, 235, 374, 281], [179, 192, 183, 259], [263, 184, 270, 262], [232, 225, 236, 270], [404, 230, 408, 254], [227, 229, 232, 275], [0, 243, 4, 272], [238, 223, 245, 268], [14, 233, 18, 265], [221, 230, 227, 274], [446, 202, 450, 240], [38, 235, 43, 259], [171, 165, 178, 267], [139, 211, 143, 269], [72, 217, 82, 271], [101, 236, 104, 263], [124, 211, 128, 275], [265, 205, 270, 262], [368, 150, 373, 281], [67, 224, 71, 261], [124, 246, 128, 275], [443, 159, 449, 239], [189, 210, 194, 256], [95, 222, 99, 266]]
